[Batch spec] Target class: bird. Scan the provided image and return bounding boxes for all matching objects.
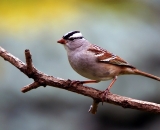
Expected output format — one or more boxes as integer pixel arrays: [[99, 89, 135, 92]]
[[57, 30, 160, 97]]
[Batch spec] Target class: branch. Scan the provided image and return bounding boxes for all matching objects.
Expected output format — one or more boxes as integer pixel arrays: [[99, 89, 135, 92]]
[[0, 46, 160, 114]]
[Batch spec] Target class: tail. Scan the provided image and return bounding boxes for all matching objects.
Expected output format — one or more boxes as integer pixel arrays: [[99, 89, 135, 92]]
[[134, 69, 160, 81]]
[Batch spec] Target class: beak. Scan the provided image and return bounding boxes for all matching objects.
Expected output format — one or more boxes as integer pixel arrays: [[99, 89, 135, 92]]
[[57, 38, 66, 44]]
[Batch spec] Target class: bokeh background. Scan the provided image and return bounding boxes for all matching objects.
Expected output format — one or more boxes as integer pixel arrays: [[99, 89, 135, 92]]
[[0, 0, 160, 130]]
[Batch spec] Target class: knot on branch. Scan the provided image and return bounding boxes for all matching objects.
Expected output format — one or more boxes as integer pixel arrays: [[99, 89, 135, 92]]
[[38, 78, 47, 87], [121, 100, 131, 108]]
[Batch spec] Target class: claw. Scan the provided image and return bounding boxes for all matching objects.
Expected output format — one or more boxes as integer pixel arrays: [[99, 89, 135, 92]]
[[98, 76, 117, 104], [66, 79, 99, 87], [99, 89, 110, 105], [70, 80, 84, 87]]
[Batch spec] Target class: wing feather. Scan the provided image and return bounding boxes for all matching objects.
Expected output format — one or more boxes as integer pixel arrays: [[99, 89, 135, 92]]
[[88, 45, 135, 68]]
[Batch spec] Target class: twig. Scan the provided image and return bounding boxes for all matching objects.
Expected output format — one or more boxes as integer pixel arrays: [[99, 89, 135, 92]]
[[21, 82, 40, 93], [25, 49, 33, 75], [0, 46, 160, 114], [88, 99, 100, 114]]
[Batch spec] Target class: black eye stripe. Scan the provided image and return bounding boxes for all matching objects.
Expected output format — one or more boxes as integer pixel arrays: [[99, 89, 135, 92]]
[[69, 37, 83, 40], [63, 31, 80, 40]]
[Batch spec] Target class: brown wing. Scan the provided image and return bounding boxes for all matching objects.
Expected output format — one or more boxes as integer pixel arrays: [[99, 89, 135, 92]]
[[88, 44, 135, 68]]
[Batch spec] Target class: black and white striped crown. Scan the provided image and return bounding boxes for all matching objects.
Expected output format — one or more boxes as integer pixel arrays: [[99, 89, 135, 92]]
[[63, 31, 84, 40]]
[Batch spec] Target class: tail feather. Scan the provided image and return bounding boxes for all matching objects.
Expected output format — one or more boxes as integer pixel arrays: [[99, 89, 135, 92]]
[[134, 69, 160, 81]]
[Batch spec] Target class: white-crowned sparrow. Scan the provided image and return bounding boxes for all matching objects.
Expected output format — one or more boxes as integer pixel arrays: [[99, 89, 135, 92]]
[[57, 31, 160, 95]]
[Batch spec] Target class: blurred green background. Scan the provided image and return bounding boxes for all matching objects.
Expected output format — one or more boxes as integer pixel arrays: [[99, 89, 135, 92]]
[[0, 0, 160, 130]]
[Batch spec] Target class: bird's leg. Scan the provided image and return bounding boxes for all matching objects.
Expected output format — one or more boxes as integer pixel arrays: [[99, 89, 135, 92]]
[[100, 76, 118, 104], [70, 80, 99, 87], [80, 80, 100, 84], [104, 76, 117, 94]]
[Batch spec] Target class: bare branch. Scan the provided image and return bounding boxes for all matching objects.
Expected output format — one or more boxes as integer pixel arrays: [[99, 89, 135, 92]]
[[21, 82, 40, 93], [88, 99, 100, 114], [25, 49, 33, 75], [0, 46, 26, 73], [0, 46, 160, 114]]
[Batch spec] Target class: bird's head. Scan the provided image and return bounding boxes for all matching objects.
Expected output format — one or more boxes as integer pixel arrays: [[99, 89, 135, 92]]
[[57, 31, 86, 51]]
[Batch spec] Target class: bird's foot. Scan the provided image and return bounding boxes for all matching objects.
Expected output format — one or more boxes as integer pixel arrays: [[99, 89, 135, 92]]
[[66, 79, 99, 87], [99, 88, 110, 105], [70, 80, 84, 87], [64, 79, 83, 88]]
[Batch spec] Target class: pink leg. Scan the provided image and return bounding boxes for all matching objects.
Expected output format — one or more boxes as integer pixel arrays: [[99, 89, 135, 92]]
[[104, 76, 117, 93], [70, 80, 100, 87], [100, 76, 118, 103], [81, 80, 100, 84]]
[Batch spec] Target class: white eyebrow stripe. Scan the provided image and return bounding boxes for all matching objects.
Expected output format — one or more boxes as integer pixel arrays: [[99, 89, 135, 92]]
[[70, 32, 82, 38]]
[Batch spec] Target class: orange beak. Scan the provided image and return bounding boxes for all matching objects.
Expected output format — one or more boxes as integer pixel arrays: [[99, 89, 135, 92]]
[[57, 38, 66, 44]]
